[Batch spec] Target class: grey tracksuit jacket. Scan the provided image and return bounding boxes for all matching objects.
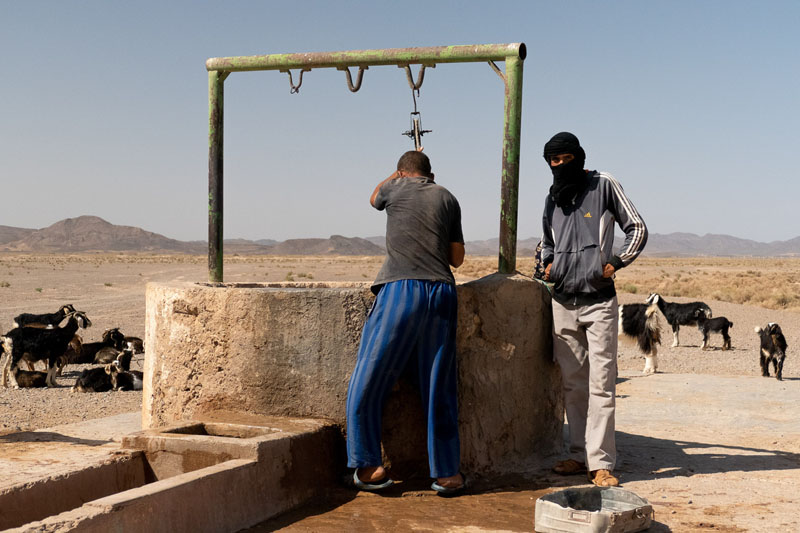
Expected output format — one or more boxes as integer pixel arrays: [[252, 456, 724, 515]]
[[541, 170, 648, 305]]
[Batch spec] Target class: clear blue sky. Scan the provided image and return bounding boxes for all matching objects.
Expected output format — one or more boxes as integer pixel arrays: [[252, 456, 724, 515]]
[[2, 1, 798, 243]]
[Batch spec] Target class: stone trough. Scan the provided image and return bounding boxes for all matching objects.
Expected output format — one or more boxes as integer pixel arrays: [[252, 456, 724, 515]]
[[3, 416, 338, 532]]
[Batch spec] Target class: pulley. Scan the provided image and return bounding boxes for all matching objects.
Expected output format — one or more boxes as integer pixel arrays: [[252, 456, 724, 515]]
[[401, 88, 431, 150]]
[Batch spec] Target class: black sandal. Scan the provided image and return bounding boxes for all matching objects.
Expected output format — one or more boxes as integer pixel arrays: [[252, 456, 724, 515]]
[[353, 469, 394, 491], [431, 473, 467, 497]]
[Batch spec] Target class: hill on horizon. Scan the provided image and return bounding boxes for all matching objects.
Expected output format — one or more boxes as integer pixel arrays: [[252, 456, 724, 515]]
[[1, 216, 799, 257]]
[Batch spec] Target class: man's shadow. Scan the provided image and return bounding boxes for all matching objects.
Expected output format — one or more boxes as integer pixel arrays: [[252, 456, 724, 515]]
[[614, 430, 800, 482]]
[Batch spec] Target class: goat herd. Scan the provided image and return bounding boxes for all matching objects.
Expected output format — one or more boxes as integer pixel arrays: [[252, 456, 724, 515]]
[[620, 293, 788, 380], [0, 304, 144, 392]]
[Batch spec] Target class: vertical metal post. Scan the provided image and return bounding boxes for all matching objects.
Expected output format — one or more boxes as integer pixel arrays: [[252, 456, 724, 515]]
[[208, 71, 225, 282], [498, 55, 524, 274]]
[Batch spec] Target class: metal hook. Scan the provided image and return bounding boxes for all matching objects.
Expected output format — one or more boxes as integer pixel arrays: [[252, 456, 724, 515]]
[[400, 64, 435, 91], [281, 68, 310, 94], [338, 66, 368, 92]]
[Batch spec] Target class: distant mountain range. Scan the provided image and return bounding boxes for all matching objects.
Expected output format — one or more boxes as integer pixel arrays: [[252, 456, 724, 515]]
[[1, 216, 799, 257]]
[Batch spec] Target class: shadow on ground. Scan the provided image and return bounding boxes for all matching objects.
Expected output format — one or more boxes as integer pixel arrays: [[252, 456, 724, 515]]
[[0, 431, 109, 447], [616, 430, 800, 482]]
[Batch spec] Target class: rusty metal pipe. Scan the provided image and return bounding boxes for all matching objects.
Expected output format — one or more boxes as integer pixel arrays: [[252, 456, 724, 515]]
[[498, 55, 524, 274], [206, 43, 526, 72], [208, 71, 224, 283]]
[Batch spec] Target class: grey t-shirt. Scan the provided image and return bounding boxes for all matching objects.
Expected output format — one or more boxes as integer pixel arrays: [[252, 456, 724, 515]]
[[372, 176, 464, 294]]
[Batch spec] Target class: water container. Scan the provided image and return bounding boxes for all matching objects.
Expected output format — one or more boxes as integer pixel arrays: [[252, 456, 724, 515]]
[[534, 486, 654, 533]]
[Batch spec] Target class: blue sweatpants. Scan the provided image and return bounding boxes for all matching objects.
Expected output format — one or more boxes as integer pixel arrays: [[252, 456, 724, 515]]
[[346, 279, 460, 478]]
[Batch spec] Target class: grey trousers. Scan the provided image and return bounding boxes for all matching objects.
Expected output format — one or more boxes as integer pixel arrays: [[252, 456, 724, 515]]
[[552, 296, 618, 472]]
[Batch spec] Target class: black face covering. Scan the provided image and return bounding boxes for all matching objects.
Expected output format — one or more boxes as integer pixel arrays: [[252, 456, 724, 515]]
[[543, 132, 587, 208]]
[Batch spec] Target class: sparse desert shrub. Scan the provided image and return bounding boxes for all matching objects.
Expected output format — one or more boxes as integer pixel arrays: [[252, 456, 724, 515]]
[[35, 287, 43, 293], [285, 271, 295, 282], [104, 282, 113, 287], [619, 283, 638, 294], [0, 281, 9, 288]]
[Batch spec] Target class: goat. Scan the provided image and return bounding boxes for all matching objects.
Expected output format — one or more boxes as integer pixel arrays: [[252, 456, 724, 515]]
[[1, 311, 92, 388], [16, 325, 80, 373], [72, 366, 113, 393], [107, 352, 143, 391], [103, 328, 144, 353], [756, 323, 787, 381], [13, 304, 76, 329], [619, 302, 662, 373], [72, 328, 126, 365], [55, 334, 84, 376], [93, 346, 121, 364], [124, 336, 144, 354], [26, 333, 83, 376], [695, 312, 733, 350], [116, 347, 133, 371], [11, 367, 48, 388], [646, 293, 712, 347]]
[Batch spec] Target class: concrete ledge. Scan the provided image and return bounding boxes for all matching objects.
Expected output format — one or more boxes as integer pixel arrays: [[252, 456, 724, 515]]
[[0, 453, 145, 531]]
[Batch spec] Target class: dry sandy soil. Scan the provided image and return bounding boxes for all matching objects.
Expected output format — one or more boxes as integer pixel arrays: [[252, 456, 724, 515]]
[[1, 254, 798, 532]]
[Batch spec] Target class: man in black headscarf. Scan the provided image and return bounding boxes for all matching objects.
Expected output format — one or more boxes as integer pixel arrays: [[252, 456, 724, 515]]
[[539, 132, 648, 487]]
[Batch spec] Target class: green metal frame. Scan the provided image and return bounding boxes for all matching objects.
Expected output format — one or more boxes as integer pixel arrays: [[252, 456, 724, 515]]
[[206, 43, 526, 282]]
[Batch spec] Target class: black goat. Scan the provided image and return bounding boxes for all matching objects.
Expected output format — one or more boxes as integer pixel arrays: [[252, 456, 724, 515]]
[[619, 302, 662, 373], [102, 328, 143, 354], [1, 311, 92, 388], [116, 348, 134, 371], [695, 313, 733, 350], [125, 337, 144, 354], [93, 346, 122, 364], [73, 328, 126, 364], [756, 323, 787, 381], [55, 334, 84, 375], [646, 293, 712, 347], [13, 304, 76, 329], [107, 351, 143, 391], [11, 367, 48, 388], [73, 366, 113, 393]]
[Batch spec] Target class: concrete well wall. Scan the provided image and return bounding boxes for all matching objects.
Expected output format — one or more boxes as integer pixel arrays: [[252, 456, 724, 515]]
[[144, 274, 562, 475]]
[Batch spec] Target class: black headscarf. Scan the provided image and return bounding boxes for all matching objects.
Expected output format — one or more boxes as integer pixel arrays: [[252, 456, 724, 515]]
[[543, 132, 587, 208]]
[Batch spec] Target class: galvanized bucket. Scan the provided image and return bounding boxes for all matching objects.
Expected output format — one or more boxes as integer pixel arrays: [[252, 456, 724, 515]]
[[534, 486, 654, 533]]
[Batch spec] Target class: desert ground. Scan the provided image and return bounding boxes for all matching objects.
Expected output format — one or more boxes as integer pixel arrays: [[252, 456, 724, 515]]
[[1, 254, 799, 532]]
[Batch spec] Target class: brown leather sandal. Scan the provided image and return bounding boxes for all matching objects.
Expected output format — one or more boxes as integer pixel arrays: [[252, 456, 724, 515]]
[[589, 469, 619, 487], [552, 459, 586, 475]]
